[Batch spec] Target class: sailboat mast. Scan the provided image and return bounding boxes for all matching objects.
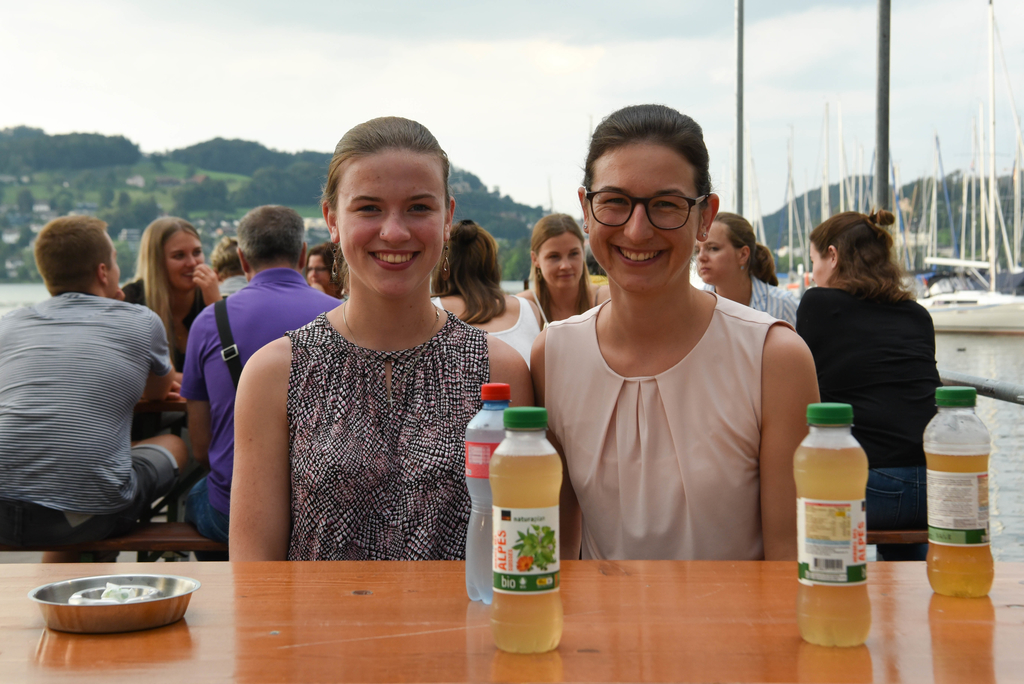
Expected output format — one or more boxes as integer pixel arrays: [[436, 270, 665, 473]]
[[838, 102, 846, 212], [988, 0, 997, 290], [875, 0, 891, 210], [979, 103, 988, 265], [970, 119, 977, 261], [735, 0, 744, 214], [822, 103, 830, 221], [961, 146, 970, 261], [788, 132, 795, 273], [931, 142, 939, 259]]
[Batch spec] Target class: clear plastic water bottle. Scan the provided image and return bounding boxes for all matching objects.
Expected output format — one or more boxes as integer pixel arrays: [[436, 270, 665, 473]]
[[465, 383, 510, 604]]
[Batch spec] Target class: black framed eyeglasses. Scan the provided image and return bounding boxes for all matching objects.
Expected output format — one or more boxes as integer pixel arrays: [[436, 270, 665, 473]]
[[585, 190, 708, 230]]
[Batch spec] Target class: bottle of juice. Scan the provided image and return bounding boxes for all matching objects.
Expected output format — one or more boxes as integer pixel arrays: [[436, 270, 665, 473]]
[[925, 386, 993, 598], [794, 402, 871, 647], [490, 406, 563, 654], [465, 383, 510, 604]]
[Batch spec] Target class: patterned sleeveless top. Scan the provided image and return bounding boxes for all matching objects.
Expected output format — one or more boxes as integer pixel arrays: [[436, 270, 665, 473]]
[[285, 312, 488, 561]]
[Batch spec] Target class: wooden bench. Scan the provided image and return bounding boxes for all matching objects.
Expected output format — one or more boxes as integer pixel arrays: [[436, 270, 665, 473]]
[[0, 522, 227, 561], [866, 529, 928, 545]]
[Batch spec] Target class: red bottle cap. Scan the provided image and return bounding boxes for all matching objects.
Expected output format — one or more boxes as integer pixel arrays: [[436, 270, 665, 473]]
[[481, 383, 511, 401]]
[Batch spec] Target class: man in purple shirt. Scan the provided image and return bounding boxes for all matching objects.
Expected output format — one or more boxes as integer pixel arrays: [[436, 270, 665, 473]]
[[181, 205, 339, 552]]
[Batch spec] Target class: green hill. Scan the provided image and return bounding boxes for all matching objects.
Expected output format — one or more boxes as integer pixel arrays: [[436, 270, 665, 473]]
[[0, 128, 544, 282], [761, 172, 1018, 273]]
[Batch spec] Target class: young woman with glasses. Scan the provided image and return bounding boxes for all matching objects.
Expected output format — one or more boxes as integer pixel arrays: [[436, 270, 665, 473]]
[[306, 241, 345, 299], [532, 104, 819, 562], [229, 117, 531, 561], [517, 213, 609, 325]]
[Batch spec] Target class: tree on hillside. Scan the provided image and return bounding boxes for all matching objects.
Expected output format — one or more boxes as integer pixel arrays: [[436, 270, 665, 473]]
[[232, 162, 324, 207], [99, 186, 114, 209], [99, 197, 160, 232], [16, 188, 34, 213], [117, 191, 131, 208], [174, 178, 231, 214], [0, 130, 140, 174]]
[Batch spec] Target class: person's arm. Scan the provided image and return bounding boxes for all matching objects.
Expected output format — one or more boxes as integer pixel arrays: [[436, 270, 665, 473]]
[[530, 329, 581, 560], [759, 324, 819, 561], [187, 400, 212, 469], [486, 335, 533, 407], [142, 311, 175, 400], [142, 369, 175, 401], [229, 337, 293, 561], [192, 264, 223, 305]]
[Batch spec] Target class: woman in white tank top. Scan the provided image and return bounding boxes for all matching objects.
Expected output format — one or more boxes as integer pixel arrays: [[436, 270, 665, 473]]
[[432, 220, 543, 366], [532, 105, 819, 562]]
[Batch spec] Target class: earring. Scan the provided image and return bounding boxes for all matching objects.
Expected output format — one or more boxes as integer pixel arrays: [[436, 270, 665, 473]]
[[583, 221, 588, 232], [740, 265, 745, 270], [441, 243, 451, 281]]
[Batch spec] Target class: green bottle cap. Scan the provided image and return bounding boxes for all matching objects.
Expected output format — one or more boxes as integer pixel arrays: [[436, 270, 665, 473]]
[[935, 386, 977, 407], [504, 407, 548, 429], [806, 402, 854, 425]]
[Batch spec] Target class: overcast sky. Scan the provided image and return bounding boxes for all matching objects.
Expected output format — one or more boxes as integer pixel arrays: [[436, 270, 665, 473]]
[[3, 0, 1022, 221]]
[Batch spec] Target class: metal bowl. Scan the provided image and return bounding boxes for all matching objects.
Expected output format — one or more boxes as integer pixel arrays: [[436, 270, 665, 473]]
[[28, 574, 200, 634]]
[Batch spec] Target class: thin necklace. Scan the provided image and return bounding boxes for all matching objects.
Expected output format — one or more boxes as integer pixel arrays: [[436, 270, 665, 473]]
[[343, 302, 441, 409]]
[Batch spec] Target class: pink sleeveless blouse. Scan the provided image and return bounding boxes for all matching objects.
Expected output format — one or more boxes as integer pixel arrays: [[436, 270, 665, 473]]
[[546, 296, 784, 560]]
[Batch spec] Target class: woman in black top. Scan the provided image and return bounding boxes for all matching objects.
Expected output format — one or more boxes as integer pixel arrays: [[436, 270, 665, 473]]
[[797, 209, 940, 561], [122, 217, 221, 374]]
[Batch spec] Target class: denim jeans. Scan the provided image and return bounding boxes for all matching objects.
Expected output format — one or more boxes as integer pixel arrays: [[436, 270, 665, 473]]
[[866, 465, 928, 561], [184, 475, 230, 560]]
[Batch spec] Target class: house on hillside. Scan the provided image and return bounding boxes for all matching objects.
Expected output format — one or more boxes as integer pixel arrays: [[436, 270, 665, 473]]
[[126, 175, 146, 188]]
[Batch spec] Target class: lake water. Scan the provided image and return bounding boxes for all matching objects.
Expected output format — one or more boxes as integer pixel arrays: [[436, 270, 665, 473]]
[[1, 283, 1022, 560]]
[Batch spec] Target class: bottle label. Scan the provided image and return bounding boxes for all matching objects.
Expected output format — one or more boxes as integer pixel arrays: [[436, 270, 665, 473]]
[[465, 442, 498, 479], [492, 505, 560, 594], [797, 498, 867, 586], [927, 470, 990, 546]]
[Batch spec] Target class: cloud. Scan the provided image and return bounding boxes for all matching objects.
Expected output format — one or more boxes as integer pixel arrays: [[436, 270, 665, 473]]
[[1, 0, 1022, 223]]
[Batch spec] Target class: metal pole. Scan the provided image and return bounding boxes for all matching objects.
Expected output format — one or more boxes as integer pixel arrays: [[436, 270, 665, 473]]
[[736, 0, 744, 215], [988, 0, 998, 289], [940, 369, 1024, 406], [874, 0, 890, 210]]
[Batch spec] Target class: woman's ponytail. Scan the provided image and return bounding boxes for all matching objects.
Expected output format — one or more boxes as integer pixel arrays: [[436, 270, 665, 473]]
[[749, 244, 778, 286]]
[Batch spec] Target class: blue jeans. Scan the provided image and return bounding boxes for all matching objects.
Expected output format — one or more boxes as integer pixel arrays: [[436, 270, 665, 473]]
[[866, 466, 928, 561], [184, 475, 230, 560]]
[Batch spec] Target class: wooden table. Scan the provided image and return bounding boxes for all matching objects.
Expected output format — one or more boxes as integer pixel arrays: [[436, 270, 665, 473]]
[[2, 560, 1022, 683], [134, 398, 187, 414]]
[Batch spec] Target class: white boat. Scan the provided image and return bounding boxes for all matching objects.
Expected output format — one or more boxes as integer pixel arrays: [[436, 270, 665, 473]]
[[918, 269, 1024, 334]]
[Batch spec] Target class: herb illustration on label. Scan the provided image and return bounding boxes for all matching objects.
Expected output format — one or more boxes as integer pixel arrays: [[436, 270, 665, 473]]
[[513, 525, 556, 572]]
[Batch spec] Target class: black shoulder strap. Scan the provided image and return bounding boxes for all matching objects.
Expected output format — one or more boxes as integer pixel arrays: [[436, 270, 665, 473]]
[[214, 299, 243, 389]]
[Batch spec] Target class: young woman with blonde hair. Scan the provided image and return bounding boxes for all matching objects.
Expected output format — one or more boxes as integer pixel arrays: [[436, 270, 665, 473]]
[[230, 117, 530, 561], [798, 210, 940, 561], [123, 217, 221, 374], [432, 219, 543, 365], [697, 212, 798, 325], [518, 213, 609, 324]]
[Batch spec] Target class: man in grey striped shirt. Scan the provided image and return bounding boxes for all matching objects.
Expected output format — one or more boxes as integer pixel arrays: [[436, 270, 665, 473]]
[[0, 216, 188, 561]]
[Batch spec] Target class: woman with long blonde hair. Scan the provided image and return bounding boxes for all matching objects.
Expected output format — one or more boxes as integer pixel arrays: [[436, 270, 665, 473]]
[[517, 213, 609, 324], [122, 217, 221, 374]]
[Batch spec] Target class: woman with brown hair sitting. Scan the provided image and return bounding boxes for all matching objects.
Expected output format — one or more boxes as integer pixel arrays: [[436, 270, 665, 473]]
[[432, 219, 543, 366], [797, 209, 940, 561]]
